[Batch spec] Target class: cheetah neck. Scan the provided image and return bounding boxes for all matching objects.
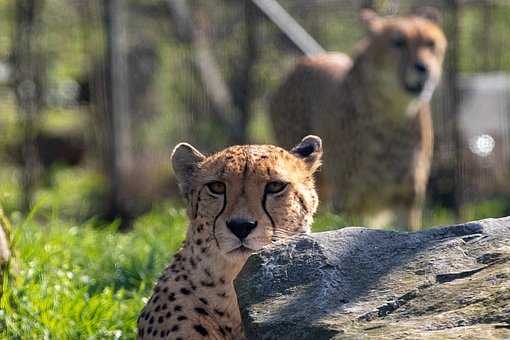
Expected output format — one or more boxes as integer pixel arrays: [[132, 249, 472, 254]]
[[183, 220, 248, 280], [138, 224, 247, 339], [347, 55, 419, 122], [172, 224, 248, 328]]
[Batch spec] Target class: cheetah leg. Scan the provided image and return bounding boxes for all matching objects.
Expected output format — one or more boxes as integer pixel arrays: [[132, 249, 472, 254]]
[[408, 189, 425, 231]]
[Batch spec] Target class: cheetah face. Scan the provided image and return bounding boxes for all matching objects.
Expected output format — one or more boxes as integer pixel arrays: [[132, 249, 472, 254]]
[[171, 136, 322, 262], [361, 9, 447, 100]]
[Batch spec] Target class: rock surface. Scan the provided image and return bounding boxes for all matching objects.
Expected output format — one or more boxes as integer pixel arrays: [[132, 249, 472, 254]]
[[235, 217, 510, 339]]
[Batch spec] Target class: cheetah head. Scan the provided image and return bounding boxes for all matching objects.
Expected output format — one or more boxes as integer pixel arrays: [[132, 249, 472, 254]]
[[360, 8, 447, 100], [172, 136, 322, 263]]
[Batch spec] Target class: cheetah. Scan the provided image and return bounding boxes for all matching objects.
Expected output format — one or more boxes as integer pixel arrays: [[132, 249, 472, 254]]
[[270, 9, 447, 230], [137, 136, 323, 339]]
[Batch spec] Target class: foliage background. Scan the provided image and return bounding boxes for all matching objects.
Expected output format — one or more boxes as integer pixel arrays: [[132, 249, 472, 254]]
[[0, 0, 509, 338]]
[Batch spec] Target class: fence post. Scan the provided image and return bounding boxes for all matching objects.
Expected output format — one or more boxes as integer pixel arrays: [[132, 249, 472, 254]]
[[444, 0, 463, 218], [13, 0, 46, 213], [103, 0, 134, 227]]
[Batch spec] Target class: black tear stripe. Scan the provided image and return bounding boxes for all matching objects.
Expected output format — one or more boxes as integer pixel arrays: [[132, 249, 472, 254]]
[[262, 193, 277, 242], [212, 193, 227, 249], [297, 192, 309, 214], [192, 188, 202, 219]]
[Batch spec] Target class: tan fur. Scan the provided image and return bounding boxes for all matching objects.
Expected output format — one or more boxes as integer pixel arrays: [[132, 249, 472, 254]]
[[270, 11, 446, 230], [138, 137, 322, 339]]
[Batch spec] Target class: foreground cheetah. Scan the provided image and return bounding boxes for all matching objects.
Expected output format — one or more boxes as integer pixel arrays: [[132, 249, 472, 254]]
[[138, 136, 322, 339], [270, 9, 447, 230]]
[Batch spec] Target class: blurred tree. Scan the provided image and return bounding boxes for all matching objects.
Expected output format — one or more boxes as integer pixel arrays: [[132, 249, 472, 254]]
[[230, 0, 260, 144], [361, 0, 375, 9], [442, 0, 462, 217], [480, 1, 492, 72], [165, 0, 262, 146], [12, 0, 46, 213], [103, 0, 135, 227], [166, 0, 243, 145]]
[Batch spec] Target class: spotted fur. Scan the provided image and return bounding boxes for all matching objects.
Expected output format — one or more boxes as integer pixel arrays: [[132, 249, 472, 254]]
[[138, 136, 322, 339]]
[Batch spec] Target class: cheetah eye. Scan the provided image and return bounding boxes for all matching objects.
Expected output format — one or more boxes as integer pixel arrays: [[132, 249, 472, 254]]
[[391, 35, 406, 49], [424, 39, 436, 51], [265, 181, 288, 194], [206, 181, 226, 195]]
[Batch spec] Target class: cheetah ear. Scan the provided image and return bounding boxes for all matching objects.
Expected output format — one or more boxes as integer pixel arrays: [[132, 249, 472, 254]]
[[291, 135, 322, 173], [414, 6, 442, 26], [360, 8, 383, 34], [171, 143, 206, 195]]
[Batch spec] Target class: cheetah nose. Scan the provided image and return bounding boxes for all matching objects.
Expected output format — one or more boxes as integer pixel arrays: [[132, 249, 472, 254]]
[[226, 218, 257, 241], [414, 61, 428, 75]]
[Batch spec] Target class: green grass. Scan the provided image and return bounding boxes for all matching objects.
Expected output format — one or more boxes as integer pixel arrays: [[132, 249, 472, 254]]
[[312, 211, 356, 232], [1, 204, 187, 339]]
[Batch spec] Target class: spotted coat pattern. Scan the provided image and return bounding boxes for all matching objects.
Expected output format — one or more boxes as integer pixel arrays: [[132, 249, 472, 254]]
[[138, 138, 322, 339]]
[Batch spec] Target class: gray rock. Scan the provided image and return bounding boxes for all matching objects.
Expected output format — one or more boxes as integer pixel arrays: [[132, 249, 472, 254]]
[[235, 217, 510, 339]]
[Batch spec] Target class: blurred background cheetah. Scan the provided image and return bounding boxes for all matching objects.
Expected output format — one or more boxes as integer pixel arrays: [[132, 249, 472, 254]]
[[270, 9, 447, 230]]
